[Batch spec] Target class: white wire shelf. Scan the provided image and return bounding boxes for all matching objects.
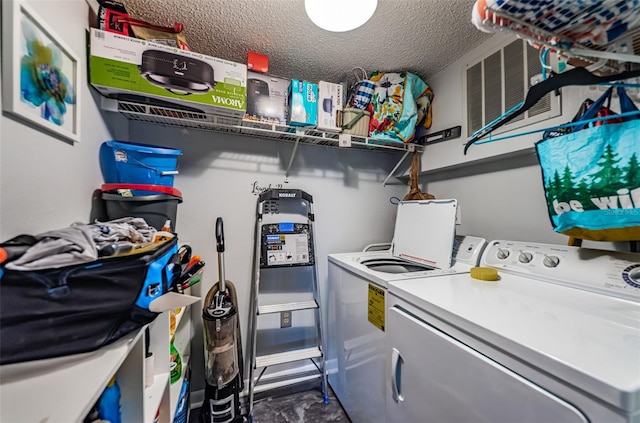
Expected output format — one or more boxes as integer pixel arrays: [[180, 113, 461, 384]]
[[480, 6, 640, 72], [100, 97, 421, 154]]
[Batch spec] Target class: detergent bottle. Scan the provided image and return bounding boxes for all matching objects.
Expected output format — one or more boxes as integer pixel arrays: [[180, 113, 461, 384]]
[[97, 375, 121, 423], [170, 341, 182, 384]]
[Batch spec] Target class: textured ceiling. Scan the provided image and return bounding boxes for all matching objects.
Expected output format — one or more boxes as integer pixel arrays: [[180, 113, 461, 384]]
[[121, 0, 492, 84]]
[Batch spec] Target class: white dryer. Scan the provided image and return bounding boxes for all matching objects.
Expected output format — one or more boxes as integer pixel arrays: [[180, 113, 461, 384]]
[[326, 199, 487, 423], [386, 240, 640, 422]]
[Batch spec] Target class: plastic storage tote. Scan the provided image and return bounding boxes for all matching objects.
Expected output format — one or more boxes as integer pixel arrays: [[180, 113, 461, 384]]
[[102, 192, 182, 231], [100, 140, 182, 187]]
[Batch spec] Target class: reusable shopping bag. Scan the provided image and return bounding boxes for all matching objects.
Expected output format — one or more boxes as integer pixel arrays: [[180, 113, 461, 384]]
[[535, 86, 640, 241], [344, 67, 375, 111]]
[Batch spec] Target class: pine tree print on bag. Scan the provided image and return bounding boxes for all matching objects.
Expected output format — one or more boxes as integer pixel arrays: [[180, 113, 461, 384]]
[[535, 86, 640, 242]]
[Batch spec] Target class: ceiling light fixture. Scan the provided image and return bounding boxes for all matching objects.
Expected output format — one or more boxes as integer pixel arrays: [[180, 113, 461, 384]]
[[304, 0, 378, 32]]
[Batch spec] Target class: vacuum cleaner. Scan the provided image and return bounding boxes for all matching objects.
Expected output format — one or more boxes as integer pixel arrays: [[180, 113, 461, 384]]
[[200, 217, 244, 423]]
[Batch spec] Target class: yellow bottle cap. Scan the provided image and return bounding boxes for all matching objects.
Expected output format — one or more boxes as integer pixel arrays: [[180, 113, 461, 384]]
[[470, 267, 499, 281]]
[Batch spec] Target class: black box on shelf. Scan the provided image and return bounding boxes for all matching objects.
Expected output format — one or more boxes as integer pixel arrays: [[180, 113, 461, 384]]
[[243, 71, 289, 125]]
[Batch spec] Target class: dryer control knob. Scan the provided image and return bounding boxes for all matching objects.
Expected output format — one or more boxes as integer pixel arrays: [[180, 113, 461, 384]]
[[496, 248, 510, 260], [543, 255, 560, 268], [518, 252, 533, 263]]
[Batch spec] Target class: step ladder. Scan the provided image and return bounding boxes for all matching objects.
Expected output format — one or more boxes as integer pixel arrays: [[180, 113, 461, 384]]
[[247, 189, 328, 420]]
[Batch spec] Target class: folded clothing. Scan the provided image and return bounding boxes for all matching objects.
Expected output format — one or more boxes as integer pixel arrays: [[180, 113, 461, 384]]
[[4, 217, 157, 271]]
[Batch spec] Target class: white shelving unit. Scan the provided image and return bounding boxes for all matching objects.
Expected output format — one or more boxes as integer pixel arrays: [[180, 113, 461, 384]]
[[0, 329, 142, 423], [0, 304, 196, 423], [169, 306, 192, 420], [477, 5, 640, 71], [101, 97, 420, 153], [99, 97, 420, 185]]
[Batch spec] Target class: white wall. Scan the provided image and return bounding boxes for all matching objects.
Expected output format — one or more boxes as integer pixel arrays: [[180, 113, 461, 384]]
[[422, 32, 591, 172], [126, 123, 408, 392], [420, 32, 622, 248], [1, 1, 127, 241]]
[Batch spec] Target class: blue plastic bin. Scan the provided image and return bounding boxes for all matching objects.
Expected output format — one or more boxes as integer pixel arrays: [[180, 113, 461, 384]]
[[100, 140, 182, 187]]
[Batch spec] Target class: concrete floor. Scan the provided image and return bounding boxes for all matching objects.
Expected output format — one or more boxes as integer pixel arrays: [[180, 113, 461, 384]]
[[251, 387, 349, 423]]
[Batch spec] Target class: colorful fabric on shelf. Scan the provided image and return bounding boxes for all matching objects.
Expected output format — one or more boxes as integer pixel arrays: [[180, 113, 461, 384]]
[[368, 72, 433, 144]]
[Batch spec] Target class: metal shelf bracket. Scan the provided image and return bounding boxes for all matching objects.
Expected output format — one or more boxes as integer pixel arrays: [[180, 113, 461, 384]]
[[383, 144, 415, 187]]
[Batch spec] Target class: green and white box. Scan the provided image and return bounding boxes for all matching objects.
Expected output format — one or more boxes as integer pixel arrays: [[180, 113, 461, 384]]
[[89, 28, 247, 119]]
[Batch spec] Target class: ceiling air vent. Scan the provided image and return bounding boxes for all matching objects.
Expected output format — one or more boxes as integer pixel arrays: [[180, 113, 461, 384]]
[[465, 39, 561, 137]]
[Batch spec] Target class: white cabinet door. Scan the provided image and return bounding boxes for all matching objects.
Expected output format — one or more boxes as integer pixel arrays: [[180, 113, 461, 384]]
[[386, 306, 588, 423]]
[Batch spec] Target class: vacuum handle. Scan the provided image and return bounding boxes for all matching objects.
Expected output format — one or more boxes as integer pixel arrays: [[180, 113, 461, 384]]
[[216, 218, 225, 253], [215, 217, 226, 297]]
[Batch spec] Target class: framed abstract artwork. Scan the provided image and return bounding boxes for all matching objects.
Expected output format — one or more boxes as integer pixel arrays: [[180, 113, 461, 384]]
[[2, 0, 81, 143]]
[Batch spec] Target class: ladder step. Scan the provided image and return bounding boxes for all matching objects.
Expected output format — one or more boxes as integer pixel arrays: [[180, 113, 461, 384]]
[[258, 300, 318, 314], [255, 346, 321, 368], [248, 193, 328, 416]]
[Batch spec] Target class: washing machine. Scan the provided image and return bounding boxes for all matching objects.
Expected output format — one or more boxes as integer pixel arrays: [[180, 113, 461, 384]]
[[326, 199, 487, 423], [386, 239, 640, 422]]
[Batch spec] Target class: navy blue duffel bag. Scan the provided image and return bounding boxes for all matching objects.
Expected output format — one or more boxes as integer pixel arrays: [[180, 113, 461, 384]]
[[0, 236, 178, 365]]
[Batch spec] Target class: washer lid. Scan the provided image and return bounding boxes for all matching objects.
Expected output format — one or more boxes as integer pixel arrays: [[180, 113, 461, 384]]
[[392, 199, 457, 269]]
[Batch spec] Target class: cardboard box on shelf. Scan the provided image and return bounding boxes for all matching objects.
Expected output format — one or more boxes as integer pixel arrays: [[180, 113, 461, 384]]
[[317, 81, 343, 132], [89, 28, 247, 119], [288, 79, 318, 127], [243, 71, 289, 125]]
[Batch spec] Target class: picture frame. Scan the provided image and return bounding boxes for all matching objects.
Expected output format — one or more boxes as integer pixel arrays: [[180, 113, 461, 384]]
[[1, 0, 81, 143]]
